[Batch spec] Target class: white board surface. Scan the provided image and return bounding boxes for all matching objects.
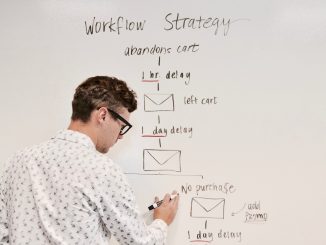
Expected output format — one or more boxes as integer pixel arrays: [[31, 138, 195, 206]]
[[1, 0, 326, 244]]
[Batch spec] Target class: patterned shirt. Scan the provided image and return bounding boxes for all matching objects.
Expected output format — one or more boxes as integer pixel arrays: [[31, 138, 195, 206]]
[[0, 130, 167, 245]]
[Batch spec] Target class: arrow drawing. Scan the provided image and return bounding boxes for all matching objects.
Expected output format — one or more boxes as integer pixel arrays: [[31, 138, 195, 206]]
[[231, 203, 246, 216]]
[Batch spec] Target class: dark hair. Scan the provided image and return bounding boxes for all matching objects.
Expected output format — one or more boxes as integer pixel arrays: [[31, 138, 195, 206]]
[[71, 76, 137, 122]]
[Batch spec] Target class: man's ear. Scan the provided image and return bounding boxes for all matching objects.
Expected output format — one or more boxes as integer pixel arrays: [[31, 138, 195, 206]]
[[96, 107, 107, 123]]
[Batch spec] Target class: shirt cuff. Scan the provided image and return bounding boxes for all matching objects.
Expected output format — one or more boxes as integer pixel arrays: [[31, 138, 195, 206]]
[[150, 218, 168, 240], [152, 219, 168, 229]]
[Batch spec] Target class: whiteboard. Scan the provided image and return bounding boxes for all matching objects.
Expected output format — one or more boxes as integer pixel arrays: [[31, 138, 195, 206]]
[[1, 0, 326, 244]]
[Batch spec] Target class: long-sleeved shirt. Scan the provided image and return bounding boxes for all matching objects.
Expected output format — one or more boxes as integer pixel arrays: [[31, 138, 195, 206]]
[[0, 130, 167, 245]]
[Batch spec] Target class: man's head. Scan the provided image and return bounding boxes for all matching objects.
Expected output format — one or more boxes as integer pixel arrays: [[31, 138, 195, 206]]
[[70, 76, 137, 153]]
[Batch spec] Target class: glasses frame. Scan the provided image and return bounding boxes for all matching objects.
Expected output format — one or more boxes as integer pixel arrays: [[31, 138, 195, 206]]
[[106, 108, 132, 135]]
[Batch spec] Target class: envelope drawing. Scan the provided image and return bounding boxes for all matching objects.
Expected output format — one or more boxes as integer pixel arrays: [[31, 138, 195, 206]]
[[144, 94, 175, 112], [190, 197, 225, 219], [143, 149, 181, 172]]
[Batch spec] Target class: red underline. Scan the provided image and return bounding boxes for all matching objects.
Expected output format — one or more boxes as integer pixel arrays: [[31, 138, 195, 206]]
[[190, 240, 212, 243], [142, 135, 166, 138], [142, 80, 159, 83]]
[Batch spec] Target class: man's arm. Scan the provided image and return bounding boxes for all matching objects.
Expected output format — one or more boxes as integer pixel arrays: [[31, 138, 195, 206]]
[[153, 192, 179, 226], [94, 162, 179, 245]]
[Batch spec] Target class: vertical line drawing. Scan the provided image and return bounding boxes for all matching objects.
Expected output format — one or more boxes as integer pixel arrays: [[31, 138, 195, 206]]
[[158, 56, 161, 66], [159, 138, 162, 148]]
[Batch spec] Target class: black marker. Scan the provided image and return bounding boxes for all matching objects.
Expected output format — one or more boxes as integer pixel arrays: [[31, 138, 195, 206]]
[[148, 194, 179, 210]]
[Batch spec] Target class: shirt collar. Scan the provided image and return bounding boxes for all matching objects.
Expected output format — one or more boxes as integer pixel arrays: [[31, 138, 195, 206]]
[[52, 129, 96, 150]]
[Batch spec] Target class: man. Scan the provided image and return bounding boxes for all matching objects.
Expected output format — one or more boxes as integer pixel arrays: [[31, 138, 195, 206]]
[[0, 76, 179, 244]]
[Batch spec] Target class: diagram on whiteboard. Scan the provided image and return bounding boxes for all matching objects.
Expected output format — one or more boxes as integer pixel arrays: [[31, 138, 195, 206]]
[[190, 197, 225, 219], [143, 149, 181, 172], [144, 93, 175, 112]]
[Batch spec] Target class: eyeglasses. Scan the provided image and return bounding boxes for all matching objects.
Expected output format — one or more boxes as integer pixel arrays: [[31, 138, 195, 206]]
[[106, 108, 132, 135]]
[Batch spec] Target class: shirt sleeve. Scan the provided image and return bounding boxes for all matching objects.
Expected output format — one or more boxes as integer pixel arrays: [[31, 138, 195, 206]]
[[148, 219, 168, 242], [90, 159, 168, 245], [0, 188, 9, 244]]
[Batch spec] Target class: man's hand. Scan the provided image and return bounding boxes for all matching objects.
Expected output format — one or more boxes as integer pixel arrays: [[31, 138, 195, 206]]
[[153, 190, 179, 225]]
